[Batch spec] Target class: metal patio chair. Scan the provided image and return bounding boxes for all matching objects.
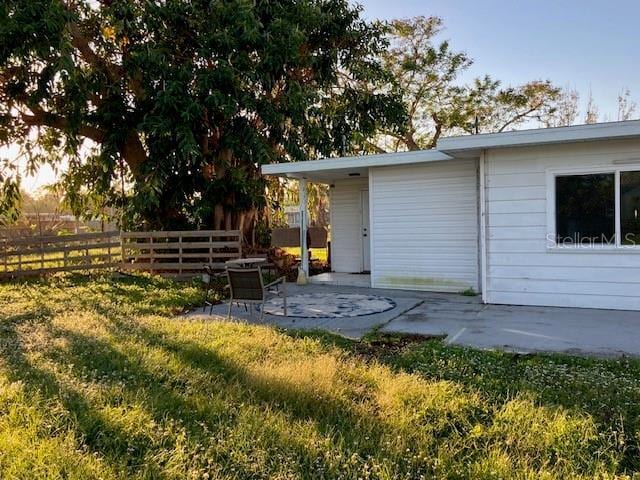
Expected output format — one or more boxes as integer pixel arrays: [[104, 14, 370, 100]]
[[202, 264, 227, 313], [225, 266, 287, 320]]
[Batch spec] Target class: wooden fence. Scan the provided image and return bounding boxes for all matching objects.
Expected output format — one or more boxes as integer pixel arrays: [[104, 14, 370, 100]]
[[121, 230, 242, 277], [0, 231, 121, 278], [0, 230, 242, 279]]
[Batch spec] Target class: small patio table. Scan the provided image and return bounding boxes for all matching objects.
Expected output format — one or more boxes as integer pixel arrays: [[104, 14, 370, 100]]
[[225, 258, 267, 268]]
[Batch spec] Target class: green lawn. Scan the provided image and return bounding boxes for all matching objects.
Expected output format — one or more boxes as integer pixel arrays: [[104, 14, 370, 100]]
[[281, 247, 329, 263], [0, 274, 639, 478]]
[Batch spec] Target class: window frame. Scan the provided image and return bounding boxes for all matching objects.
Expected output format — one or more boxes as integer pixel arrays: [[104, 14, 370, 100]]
[[546, 164, 640, 251]]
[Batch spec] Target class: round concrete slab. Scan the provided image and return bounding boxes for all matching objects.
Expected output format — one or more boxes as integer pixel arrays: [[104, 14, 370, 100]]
[[263, 293, 396, 318]]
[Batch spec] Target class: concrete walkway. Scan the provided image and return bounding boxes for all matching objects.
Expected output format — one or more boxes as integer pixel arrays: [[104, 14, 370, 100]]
[[186, 283, 640, 357], [382, 295, 640, 357]]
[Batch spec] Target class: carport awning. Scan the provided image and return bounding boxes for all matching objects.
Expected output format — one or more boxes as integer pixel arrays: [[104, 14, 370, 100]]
[[261, 149, 453, 183]]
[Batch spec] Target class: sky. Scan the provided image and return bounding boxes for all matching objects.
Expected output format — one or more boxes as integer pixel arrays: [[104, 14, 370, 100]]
[[358, 0, 640, 118], [13, 0, 640, 193]]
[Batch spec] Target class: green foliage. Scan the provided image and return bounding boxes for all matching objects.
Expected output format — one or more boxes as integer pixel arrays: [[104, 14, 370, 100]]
[[253, 217, 272, 248], [0, 0, 405, 229], [0, 160, 21, 225], [373, 16, 563, 152], [0, 276, 638, 477]]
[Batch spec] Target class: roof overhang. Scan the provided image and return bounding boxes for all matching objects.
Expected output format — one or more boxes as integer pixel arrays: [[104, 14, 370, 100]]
[[438, 119, 640, 157], [261, 149, 453, 182], [261, 120, 640, 181]]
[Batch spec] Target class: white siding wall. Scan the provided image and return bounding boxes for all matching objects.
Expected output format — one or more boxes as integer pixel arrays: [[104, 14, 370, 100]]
[[329, 178, 368, 273], [370, 160, 479, 292], [485, 138, 640, 311]]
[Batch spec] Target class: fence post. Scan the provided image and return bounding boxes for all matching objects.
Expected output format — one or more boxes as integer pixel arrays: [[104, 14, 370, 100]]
[[85, 238, 90, 270], [40, 237, 45, 271], [178, 235, 183, 276], [1, 240, 7, 274], [107, 234, 112, 267], [120, 231, 125, 268], [209, 233, 213, 267], [149, 234, 154, 274]]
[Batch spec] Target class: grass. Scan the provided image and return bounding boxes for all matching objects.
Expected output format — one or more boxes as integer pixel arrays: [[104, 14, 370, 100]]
[[0, 274, 639, 478], [281, 247, 329, 263], [3, 247, 122, 273]]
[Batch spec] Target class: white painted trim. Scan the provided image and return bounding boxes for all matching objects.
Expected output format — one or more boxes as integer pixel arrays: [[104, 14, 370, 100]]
[[360, 188, 370, 272], [298, 178, 309, 277], [478, 151, 488, 303], [545, 164, 640, 252], [546, 168, 557, 247], [328, 184, 335, 272], [263, 121, 640, 179], [438, 119, 640, 153], [368, 170, 375, 287], [615, 170, 622, 247], [261, 150, 453, 176], [546, 246, 640, 254]]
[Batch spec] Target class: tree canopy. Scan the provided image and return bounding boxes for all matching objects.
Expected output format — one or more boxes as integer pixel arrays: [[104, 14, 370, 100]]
[[0, 0, 405, 230], [372, 16, 564, 152]]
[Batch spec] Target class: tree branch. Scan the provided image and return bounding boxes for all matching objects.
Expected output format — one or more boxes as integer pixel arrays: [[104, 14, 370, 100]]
[[67, 21, 107, 72], [363, 140, 387, 154], [428, 112, 442, 148], [65, 14, 146, 99], [497, 104, 541, 133], [19, 110, 106, 144]]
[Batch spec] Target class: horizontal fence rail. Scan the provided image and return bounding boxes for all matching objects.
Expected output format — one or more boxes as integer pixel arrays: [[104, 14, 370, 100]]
[[0, 231, 121, 278], [120, 230, 242, 277], [0, 230, 242, 279]]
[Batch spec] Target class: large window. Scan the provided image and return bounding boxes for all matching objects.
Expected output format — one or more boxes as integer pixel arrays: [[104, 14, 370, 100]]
[[621, 171, 640, 245], [554, 169, 640, 247], [555, 173, 615, 244]]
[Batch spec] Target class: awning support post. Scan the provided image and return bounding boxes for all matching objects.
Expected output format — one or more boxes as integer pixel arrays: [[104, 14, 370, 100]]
[[297, 178, 309, 285]]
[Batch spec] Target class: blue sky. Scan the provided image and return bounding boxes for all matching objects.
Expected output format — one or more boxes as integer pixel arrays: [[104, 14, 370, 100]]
[[358, 0, 639, 121]]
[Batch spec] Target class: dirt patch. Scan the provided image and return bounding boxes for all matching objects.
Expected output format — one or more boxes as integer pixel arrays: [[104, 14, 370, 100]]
[[354, 333, 443, 360]]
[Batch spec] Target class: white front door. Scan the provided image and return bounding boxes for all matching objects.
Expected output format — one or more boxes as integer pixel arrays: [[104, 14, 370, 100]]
[[361, 189, 370, 272]]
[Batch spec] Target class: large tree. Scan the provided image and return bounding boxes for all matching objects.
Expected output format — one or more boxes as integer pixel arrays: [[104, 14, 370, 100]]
[[371, 16, 563, 152], [0, 0, 404, 231]]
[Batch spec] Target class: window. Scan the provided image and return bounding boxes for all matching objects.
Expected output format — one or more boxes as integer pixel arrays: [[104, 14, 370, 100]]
[[556, 173, 615, 244], [621, 171, 640, 245], [553, 169, 640, 247]]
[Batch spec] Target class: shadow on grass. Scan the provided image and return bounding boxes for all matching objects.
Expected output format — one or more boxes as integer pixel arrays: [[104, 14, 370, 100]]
[[0, 276, 633, 476], [1, 306, 434, 477], [286, 328, 640, 471], [0, 313, 147, 476]]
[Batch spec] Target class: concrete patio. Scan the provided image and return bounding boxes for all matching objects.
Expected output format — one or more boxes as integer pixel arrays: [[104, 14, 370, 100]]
[[187, 283, 640, 357], [187, 283, 423, 340]]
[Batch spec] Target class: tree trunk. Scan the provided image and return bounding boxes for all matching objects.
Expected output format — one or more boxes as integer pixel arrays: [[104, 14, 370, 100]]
[[224, 210, 232, 231], [207, 204, 258, 246], [213, 204, 224, 230], [120, 131, 147, 178]]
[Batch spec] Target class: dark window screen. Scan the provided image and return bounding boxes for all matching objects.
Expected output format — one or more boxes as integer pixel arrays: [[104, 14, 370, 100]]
[[555, 173, 615, 244], [621, 171, 640, 245]]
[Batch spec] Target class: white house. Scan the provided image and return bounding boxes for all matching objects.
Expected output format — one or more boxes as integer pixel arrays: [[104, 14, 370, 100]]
[[262, 120, 640, 311]]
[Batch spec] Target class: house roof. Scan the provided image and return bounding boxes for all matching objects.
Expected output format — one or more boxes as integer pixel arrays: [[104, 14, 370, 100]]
[[261, 149, 452, 181], [437, 119, 640, 156], [261, 120, 640, 181]]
